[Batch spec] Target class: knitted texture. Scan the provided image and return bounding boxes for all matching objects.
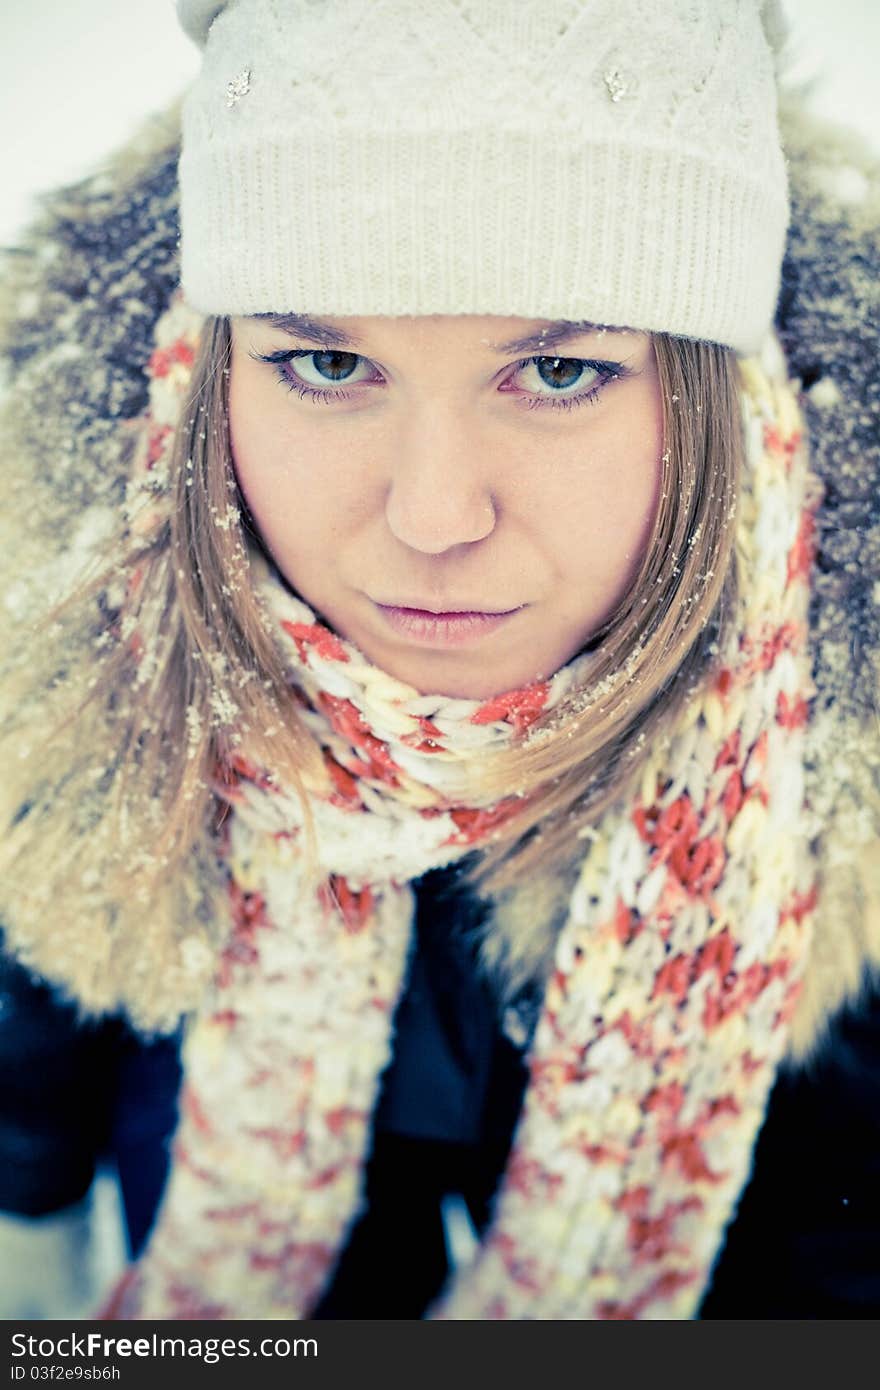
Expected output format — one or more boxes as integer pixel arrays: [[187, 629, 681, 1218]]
[[105, 294, 821, 1319], [1, 105, 879, 1320], [0, 104, 877, 1047], [176, 0, 788, 351]]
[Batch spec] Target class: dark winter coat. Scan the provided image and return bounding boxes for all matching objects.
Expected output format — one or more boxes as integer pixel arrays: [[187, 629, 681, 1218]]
[[3, 862, 880, 1318], [0, 91, 879, 1317]]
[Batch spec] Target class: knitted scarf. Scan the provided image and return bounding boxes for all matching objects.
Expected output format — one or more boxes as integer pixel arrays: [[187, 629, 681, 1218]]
[[110, 295, 821, 1320]]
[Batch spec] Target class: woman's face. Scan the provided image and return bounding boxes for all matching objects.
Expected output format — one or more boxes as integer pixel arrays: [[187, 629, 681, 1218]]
[[228, 313, 663, 699]]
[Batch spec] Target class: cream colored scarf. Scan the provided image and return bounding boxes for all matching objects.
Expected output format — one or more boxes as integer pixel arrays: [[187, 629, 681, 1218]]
[[108, 296, 821, 1319]]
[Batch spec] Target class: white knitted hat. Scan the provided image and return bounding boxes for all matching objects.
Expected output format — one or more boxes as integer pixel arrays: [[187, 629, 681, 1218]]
[[176, 0, 789, 352]]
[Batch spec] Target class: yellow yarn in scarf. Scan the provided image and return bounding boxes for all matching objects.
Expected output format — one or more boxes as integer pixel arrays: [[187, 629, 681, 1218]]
[[110, 297, 821, 1320]]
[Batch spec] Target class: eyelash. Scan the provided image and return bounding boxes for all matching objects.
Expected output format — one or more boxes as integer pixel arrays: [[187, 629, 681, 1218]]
[[250, 348, 629, 412]]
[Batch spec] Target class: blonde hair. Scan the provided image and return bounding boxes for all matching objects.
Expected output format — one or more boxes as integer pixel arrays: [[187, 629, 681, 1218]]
[[163, 318, 741, 867], [0, 314, 742, 1020]]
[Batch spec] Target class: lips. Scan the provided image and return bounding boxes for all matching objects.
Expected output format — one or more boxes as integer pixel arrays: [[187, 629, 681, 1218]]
[[373, 602, 523, 648], [376, 599, 517, 616]]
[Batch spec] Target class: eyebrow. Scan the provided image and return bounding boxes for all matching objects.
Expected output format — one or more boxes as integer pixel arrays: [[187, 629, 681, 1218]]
[[252, 312, 613, 356]]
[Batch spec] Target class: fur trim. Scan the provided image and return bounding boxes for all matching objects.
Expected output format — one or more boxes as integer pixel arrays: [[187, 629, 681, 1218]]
[[775, 99, 880, 1056], [1, 98, 879, 1058], [0, 106, 222, 1032]]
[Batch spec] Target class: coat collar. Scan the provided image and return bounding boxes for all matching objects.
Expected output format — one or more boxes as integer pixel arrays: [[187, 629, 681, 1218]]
[[0, 98, 879, 1058]]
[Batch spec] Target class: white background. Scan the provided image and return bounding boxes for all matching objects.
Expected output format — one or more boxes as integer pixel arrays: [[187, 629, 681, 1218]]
[[0, 0, 876, 1312], [1, 0, 878, 245]]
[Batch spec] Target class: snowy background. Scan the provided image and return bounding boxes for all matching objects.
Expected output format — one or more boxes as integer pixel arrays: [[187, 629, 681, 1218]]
[[0, 0, 877, 1316], [1, 0, 879, 245]]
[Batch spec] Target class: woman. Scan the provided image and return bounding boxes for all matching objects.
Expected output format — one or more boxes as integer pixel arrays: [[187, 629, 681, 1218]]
[[1, 0, 879, 1318]]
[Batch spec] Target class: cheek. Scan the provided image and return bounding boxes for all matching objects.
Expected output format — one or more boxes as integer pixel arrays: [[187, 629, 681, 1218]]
[[227, 364, 344, 549], [227, 365, 282, 522], [608, 376, 664, 527], [538, 390, 663, 583], [606, 432, 663, 565]]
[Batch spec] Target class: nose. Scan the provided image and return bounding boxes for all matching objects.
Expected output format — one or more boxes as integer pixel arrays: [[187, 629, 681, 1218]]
[[384, 407, 497, 554]]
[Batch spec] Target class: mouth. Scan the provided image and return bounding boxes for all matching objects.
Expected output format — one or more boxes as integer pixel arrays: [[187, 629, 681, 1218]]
[[372, 602, 524, 648]]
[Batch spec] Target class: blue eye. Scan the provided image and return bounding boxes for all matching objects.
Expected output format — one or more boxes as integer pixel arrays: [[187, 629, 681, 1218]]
[[252, 347, 370, 403], [250, 347, 627, 411], [511, 356, 621, 411]]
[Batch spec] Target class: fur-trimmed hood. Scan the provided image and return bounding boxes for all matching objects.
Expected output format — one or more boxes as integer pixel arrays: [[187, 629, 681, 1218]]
[[1, 95, 879, 1058]]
